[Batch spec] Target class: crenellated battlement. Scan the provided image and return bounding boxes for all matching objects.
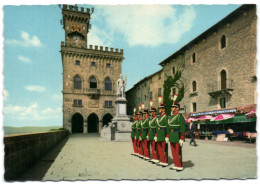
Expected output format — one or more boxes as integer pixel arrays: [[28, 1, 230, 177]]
[[62, 4, 91, 14], [61, 41, 124, 54]]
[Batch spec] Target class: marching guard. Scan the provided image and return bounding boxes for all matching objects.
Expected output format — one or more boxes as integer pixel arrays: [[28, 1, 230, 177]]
[[140, 109, 150, 160], [167, 101, 186, 171], [147, 101, 160, 164], [154, 101, 169, 167], [137, 107, 144, 158], [131, 108, 138, 156]]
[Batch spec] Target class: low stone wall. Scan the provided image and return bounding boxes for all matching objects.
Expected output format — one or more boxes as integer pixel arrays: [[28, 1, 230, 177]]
[[4, 130, 69, 181]]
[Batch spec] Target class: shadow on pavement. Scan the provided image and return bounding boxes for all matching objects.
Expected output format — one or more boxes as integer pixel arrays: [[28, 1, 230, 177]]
[[182, 160, 194, 168], [17, 135, 70, 181]]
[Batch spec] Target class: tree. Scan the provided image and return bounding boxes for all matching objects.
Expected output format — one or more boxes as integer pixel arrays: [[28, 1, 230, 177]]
[[163, 70, 185, 116]]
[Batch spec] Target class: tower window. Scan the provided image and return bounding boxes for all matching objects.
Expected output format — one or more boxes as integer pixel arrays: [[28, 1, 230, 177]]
[[76, 60, 80, 65], [74, 76, 82, 89], [105, 101, 112, 107], [106, 63, 111, 68], [158, 72, 161, 80], [158, 88, 162, 97], [90, 77, 97, 88], [172, 67, 176, 75], [91, 62, 96, 67], [221, 35, 226, 49], [192, 81, 197, 92], [220, 97, 226, 108], [73, 99, 82, 106], [192, 53, 196, 63], [105, 78, 112, 91], [192, 103, 197, 112], [220, 70, 227, 89]]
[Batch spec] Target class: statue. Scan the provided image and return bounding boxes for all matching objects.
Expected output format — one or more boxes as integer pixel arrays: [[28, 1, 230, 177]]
[[117, 74, 127, 98]]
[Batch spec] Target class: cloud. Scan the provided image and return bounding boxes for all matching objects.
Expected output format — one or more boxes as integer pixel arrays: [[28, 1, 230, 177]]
[[88, 25, 113, 47], [18, 55, 31, 63], [4, 102, 62, 121], [25, 85, 46, 92], [93, 5, 196, 47], [5, 31, 42, 47], [3, 89, 9, 101], [52, 94, 62, 101]]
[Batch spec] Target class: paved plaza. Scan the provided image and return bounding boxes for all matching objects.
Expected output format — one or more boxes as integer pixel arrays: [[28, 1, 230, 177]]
[[18, 133, 256, 181]]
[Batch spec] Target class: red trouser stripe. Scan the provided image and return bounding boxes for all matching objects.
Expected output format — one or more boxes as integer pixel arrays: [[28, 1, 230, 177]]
[[170, 142, 182, 167], [142, 139, 149, 157], [132, 138, 138, 153], [158, 141, 167, 163], [150, 140, 157, 160]]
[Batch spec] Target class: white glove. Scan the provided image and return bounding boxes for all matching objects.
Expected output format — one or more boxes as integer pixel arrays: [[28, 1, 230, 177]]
[[146, 136, 149, 140], [165, 137, 169, 144], [139, 137, 142, 141], [134, 136, 136, 140], [179, 139, 184, 147], [154, 136, 157, 142]]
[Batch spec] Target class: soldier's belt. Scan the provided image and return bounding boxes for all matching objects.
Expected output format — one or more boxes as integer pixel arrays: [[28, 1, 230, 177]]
[[170, 129, 180, 132]]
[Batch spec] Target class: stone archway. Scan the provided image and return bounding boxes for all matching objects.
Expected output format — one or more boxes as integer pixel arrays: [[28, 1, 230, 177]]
[[87, 113, 99, 133], [102, 113, 113, 127], [71, 113, 84, 133]]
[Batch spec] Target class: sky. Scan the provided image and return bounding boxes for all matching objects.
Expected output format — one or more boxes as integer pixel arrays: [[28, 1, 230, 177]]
[[0, 1, 252, 128]]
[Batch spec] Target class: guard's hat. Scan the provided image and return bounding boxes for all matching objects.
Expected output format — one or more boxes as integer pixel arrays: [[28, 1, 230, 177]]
[[172, 102, 180, 108], [137, 111, 143, 115], [143, 109, 148, 114], [150, 107, 157, 112], [133, 112, 137, 116], [158, 103, 166, 109]]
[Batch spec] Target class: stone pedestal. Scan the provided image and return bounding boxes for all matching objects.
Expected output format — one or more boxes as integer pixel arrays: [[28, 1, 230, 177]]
[[111, 97, 131, 141]]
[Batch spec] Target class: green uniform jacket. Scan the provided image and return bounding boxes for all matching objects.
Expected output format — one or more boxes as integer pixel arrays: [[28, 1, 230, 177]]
[[148, 117, 157, 140], [141, 118, 149, 139], [136, 120, 141, 139], [156, 114, 168, 142], [131, 121, 137, 138], [167, 114, 186, 143]]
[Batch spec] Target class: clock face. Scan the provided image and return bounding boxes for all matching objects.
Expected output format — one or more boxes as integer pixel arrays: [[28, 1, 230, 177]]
[[73, 36, 80, 42]]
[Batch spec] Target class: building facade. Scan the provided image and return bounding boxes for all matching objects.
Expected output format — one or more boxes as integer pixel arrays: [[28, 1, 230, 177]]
[[126, 5, 256, 116], [60, 5, 124, 133]]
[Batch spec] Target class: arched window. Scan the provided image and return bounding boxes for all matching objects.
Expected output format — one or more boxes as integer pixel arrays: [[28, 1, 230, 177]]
[[105, 78, 112, 91], [74, 76, 82, 89], [90, 77, 97, 88], [221, 35, 226, 49], [172, 66, 176, 75], [220, 70, 227, 89], [192, 53, 196, 63], [192, 81, 197, 92]]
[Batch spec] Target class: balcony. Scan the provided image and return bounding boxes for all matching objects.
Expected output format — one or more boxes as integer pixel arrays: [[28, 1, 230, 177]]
[[207, 79, 233, 98], [85, 88, 100, 99]]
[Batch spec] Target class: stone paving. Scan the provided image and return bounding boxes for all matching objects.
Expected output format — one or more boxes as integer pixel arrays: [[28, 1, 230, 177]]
[[19, 133, 257, 181]]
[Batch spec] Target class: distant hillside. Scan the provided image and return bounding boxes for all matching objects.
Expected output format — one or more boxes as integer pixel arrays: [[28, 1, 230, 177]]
[[3, 126, 63, 135]]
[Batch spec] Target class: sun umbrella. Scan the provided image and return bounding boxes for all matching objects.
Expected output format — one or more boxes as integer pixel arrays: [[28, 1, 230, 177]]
[[185, 117, 198, 123], [246, 109, 256, 119], [197, 115, 215, 121], [211, 114, 234, 121]]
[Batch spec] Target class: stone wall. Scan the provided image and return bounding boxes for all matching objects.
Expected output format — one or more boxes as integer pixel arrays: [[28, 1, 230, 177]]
[[4, 130, 69, 181]]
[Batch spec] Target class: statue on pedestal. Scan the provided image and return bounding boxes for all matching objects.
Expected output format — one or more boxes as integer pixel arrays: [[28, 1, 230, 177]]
[[117, 74, 127, 98]]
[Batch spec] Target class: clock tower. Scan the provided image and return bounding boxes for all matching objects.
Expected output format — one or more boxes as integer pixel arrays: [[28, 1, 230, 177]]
[[60, 5, 124, 134]]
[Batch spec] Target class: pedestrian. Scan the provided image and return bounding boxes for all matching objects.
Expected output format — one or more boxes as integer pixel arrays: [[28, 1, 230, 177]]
[[147, 107, 160, 164], [131, 109, 138, 156], [188, 119, 198, 146], [154, 103, 168, 167], [141, 109, 150, 160], [227, 127, 234, 141], [167, 102, 186, 171]]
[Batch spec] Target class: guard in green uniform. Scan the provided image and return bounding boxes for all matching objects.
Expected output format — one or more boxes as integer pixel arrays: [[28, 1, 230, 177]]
[[147, 107, 159, 163], [167, 102, 186, 171], [154, 103, 169, 167], [131, 109, 138, 156], [136, 110, 144, 158], [140, 109, 150, 160]]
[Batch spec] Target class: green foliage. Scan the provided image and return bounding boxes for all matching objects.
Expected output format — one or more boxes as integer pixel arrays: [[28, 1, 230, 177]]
[[163, 70, 184, 116]]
